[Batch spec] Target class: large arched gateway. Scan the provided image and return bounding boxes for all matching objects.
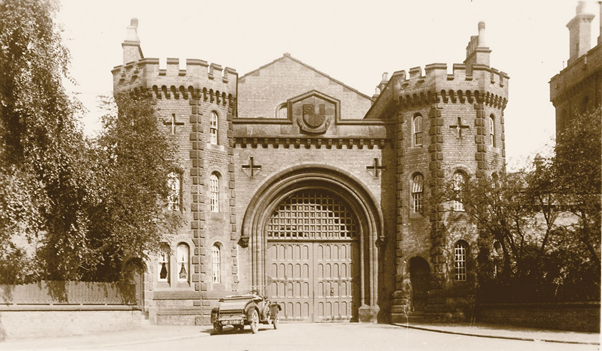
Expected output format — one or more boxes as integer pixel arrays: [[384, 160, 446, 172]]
[[241, 166, 384, 322], [267, 189, 359, 321]]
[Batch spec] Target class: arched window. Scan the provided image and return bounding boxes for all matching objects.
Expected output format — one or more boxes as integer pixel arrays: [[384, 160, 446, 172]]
[[413, 114, 423, 146], [210, 111, 218, 145], [210, 172, 219, 212], [212, 244, 221, 283], [167, 172, 181, 211], [489, 115, 495, 147], [411, 173, 424, 214], [277, 104, 288, 119], [454, 241, 468, 281], [158, 244, 170, 283], [452, 171, 466, 212], [176, 243, 189, 282]]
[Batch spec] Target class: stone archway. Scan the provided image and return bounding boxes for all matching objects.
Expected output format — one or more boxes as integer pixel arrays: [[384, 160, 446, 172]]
[[241, 165, 384, 322]]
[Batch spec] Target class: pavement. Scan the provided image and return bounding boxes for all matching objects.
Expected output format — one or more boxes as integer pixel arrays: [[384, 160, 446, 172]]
[[393, 322, 600, 345], [1, 322, 599, 350]]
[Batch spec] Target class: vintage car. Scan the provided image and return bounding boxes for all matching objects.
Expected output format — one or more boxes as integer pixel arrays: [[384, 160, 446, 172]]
[[211, 292, 281, 334]]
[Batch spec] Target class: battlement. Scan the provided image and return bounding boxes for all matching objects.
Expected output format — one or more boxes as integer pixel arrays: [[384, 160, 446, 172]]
[[113, 57, 236, 81], [387, 62, 508, 111], [392, 62, 509, 89], [112, 58, 237, 97], [550, 43, 602, 104], [371, 21, 507, 109], [113, 19, 237, 96]]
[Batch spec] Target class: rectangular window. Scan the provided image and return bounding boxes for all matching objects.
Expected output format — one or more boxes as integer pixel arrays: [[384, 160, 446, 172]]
[[452, 172, 465, 212], [452, 199, 464, 212], [489, 116, 495, 147], [454, 244, 467, 281], [210, 112, 218, 145], [411, 174, 424, 214], [413, 115, 423, 146], [158, 251, 169, 283], [414, 132, 423, 146], [412, 192, 423, 213], [176, 244, 189, 283], [212, 245, 221, 283], [167, 173, 180, 211], [210, 174, 219, 212]]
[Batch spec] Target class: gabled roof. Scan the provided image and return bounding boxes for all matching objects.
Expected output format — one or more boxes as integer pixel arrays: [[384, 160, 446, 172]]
[[240, 53, 372, 100]]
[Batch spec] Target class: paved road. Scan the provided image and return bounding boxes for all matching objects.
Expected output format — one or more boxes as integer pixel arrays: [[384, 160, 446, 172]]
[[4, 323, 597, 351]]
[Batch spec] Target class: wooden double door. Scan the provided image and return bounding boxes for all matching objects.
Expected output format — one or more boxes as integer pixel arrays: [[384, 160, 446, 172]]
[[267, 241, 359, 322]]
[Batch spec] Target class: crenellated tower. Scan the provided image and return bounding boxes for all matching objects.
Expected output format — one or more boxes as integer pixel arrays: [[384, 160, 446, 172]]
[[112, 19, 239, 325], [369, 22, 509, 323], [550, 1, 601, 138]]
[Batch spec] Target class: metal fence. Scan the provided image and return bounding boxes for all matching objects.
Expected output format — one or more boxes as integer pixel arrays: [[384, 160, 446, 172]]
[[0, 281, 139, 305]]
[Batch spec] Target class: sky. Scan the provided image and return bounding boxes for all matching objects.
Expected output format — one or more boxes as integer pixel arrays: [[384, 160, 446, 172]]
[[56, 0, 601, 169]]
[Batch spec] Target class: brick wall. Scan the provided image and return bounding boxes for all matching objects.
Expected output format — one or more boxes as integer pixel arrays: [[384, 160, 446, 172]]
[[478, 302, 600, 333], [238, 54, 372, 120], [233, 143, 391, 293], [0, 308, 142, 341]]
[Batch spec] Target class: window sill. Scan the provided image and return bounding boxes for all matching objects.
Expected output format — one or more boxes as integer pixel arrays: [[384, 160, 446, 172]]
[[211, 283, 226, 292], [207, 143, 226, 152], [175, 281, 192, 289], [155, 281, 171, 289], [409, 212, 425, 220], [209, 211, 225, 220]]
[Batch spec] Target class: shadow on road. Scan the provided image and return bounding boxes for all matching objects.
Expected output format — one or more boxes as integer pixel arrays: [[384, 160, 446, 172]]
[[204, 325, 278, 336]]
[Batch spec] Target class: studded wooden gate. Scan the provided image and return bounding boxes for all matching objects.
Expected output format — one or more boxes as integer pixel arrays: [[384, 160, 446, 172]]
[[266, 190, 359, 322]]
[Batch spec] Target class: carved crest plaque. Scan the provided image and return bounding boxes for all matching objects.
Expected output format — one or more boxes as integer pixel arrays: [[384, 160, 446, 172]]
[[292, 94, 335, 134]]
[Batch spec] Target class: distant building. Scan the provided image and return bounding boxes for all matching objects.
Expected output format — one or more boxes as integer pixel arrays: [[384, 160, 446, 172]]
[[550, 1, 602, 136], [113, 19, 508, 325]]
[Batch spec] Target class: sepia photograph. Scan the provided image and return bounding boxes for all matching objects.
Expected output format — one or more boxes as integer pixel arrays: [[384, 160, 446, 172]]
[[0, 0, 599, 349]]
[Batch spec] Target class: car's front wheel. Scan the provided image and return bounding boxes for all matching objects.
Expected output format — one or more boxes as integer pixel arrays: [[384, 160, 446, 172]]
[[248, 309, 259, 334], [213, 322, 223, 334]]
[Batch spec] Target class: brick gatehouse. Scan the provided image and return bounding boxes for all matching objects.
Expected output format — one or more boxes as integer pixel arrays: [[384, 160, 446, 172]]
[[113, 19, 508, 325]]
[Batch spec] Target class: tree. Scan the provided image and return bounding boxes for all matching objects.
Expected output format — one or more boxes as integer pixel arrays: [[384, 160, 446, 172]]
[[441, 106, 601, 302], [446, 170, 532, 282], [0, 0, 90, 282], [0, 1, 182, 283], [553, 107, 601, 273], [82, 93, 183, 281], [0, 0, 76, 164]]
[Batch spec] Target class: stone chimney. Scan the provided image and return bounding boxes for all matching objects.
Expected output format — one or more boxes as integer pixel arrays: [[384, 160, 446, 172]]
[[372, 87, 380, 101], [122, 18, 144, 64], [464, 22, 491, 74], [567, 1, 594, 65], [378, 72, 388, 92]]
